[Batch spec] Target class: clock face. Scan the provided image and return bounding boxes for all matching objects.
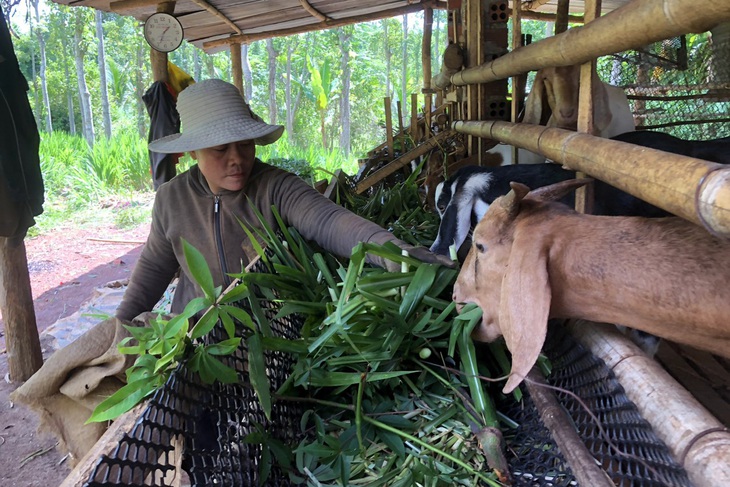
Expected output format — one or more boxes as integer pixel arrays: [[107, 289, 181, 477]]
[[144, 13, 184, 53]]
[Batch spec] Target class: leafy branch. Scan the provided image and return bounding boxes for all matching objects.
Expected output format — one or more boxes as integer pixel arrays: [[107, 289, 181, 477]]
[[87, 239, 253, 423]]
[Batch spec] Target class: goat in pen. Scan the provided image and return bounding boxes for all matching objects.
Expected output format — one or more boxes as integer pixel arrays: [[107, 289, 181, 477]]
[[452, 179, 730, 394]]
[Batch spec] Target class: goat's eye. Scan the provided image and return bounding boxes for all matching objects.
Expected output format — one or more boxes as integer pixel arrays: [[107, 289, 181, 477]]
[[475, 243, 486, 253], [437, 204, 446, 212]]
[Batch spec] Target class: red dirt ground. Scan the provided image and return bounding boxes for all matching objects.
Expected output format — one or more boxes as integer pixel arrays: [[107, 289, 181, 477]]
[[0, 221, 150, 486]]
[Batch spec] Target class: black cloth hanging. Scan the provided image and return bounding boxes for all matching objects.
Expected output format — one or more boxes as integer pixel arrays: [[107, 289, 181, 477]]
[[143, 81, 180, 190], [0, 7, 44, 238]]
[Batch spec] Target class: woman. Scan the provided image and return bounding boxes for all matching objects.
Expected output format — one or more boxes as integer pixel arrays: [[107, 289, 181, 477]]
[[116, 78, 451, 321]]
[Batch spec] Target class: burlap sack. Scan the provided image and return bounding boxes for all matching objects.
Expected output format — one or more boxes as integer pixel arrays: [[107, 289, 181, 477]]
[[10, 312, 157, 465]]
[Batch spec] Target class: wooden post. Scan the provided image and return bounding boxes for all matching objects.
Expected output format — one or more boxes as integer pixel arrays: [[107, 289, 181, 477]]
[[410, 93, 419, 142], [384, 97, 394, 159], [422, 7, 433, 92], [150, 2, 176, 83], [395, 99, 404, 152], [554, 0, 570, 35], [0, 236, 43, 381], [465, 0, 481, 160], [511, 0, 522, 164], [231, 42, 243, 94], [574, 0, 601, 215]]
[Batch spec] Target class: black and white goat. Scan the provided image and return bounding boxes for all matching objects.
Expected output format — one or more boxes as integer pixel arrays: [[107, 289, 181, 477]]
[[430, 130, 730, 256]]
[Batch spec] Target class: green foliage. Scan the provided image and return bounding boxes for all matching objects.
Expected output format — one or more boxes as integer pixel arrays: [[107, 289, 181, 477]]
[[232, 208, 506, 485], [87, 239, 251, 423]]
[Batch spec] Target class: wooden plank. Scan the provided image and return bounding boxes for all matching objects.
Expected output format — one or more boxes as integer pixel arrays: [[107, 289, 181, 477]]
[[384, 97, 394, 159], [60, 402, 149, 487], [0, 236, 43, 381], [355, 129, 454, 194]]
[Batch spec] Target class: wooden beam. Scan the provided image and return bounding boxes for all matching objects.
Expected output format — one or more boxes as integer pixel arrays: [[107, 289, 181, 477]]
[[0, 236, 43, 381], [422, 7, 433, 91], [518, 9, 583, 23], [355, 129, 454, 194], [452, 120, 730, 237], [110, 0, 162, 13], [187, 0, 241, 35], [204, 1, 447, 50], [452, 0, 730, 85], [384, 97, 394, 159], [554, 0, 570, 35], [511, 0, 522, 164], [299, 0, 330, 22], [231, 42, 243, 94]]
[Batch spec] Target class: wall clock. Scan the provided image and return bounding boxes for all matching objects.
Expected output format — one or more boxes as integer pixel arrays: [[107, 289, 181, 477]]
[[144, 12, 184, 53]]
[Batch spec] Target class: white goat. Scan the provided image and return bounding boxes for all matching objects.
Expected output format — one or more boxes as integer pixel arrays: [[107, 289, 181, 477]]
[[490, 64, 635, 165], [452, 179, 730, 393]]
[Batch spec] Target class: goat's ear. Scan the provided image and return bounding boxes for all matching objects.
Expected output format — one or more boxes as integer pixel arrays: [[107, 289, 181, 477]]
[[591, 74, 612, 133], [529, 178, 592, 202], [499, 245, 551, 394], [523, 73, 546, 125]]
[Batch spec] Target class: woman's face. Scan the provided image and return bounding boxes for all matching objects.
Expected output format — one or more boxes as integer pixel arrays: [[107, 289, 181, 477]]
[[191, 140, 256, 193]]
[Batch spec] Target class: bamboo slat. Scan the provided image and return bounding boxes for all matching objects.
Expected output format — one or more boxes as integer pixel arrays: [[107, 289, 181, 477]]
[[452, 120, 730, 238], [452, 0, 730, 85], [568, 321, 730, 487]]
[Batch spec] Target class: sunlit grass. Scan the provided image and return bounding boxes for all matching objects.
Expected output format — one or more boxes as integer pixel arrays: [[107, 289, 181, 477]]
[[34, 130, 360, 237]]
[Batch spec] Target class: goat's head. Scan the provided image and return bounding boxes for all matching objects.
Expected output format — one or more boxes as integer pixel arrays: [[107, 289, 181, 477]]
[[524, 65, 612, 134], [453, 178, 590, 393]]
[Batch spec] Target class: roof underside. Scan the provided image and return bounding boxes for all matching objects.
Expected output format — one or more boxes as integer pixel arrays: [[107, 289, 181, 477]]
[[56, 0, 631, 53]]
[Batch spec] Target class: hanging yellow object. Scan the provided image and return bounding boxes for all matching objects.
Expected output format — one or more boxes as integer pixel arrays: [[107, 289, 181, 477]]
[[167, 61, 196, 94]]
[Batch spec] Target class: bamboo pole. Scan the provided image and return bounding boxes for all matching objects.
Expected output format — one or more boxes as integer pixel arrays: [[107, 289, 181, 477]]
[[525, 368, 614, 487], [451, 120, 730, 237], [568, 321, 730, 487], [574, 0, 600, 214], [355, 129, 454, 194], [0, 236, 43, 381], [452, 0, 730, 86], [422, 7, 433, 92], [554, 0, 570, 35]]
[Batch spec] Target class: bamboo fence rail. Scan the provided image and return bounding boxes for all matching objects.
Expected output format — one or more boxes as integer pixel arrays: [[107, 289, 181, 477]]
[[568, 321, 730, 487], [451, 120, 730, 238], [451, 0, 730, 86]]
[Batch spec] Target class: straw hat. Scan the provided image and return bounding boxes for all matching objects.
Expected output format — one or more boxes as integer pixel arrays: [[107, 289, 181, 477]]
[[149, 79, 284, 153]]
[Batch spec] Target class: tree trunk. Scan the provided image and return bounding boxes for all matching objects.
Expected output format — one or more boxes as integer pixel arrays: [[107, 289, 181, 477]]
[[61, 19, 76, 136], [266, 38, 278, 124], [242, 43, 252, 101], [27, 1, 41, 131], [401, 14, 408, 111], [31, 0, 52, 133], [285, 40, 295, 137], [383, 19, 392, 98], [95, 10, 112, 139], [193, 48, 202, 82], [74, 10, 95, 147], [136, 41, 146, 138], [338, 27, 352, 156]]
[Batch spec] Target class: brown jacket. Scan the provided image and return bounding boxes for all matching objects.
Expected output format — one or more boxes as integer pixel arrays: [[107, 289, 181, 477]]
[[116, 161, 401, 320]]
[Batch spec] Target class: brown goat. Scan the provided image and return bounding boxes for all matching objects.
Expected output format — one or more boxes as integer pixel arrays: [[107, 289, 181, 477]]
[[452, 179, 730, 393]]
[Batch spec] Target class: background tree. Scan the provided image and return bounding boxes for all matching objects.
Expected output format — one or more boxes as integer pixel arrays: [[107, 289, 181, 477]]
[[95, 10, 111, 139]]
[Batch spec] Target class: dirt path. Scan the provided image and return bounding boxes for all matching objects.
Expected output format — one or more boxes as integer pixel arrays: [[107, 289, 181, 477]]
[[0, 221, 151, 486]]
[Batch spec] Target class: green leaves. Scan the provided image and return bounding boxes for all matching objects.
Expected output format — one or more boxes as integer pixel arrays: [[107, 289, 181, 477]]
[[88, 239, 253, 423]]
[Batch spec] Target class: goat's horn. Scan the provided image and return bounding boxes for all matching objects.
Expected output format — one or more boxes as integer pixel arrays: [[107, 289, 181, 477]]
[[500, 182, 530, 217], [530, 178, 592, 202]]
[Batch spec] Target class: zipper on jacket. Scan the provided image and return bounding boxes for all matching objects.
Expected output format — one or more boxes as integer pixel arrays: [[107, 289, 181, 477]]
[[214, 196, 231, 287]]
